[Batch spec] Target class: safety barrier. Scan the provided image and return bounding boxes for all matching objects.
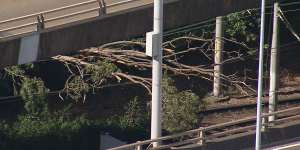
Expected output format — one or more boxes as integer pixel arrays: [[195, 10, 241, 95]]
[[108, 105, 300, 150], [0, 0, 143, 39]]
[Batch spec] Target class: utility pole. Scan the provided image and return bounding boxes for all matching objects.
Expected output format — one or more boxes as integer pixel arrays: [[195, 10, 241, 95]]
[[269, 2, 280, 124], [213, 16, 224, 97], [255, 0, 266, 149], [151, 0, 163, 147]]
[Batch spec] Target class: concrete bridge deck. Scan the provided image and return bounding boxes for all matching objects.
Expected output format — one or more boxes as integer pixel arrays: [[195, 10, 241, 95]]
[[0, 0, 153, 38], [0, 0, 269, 68]]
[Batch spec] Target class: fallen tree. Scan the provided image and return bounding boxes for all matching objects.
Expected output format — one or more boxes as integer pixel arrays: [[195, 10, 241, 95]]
[[51, 35, 257, 101]]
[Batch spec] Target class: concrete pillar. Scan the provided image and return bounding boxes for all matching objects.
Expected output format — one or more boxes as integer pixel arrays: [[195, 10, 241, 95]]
[[18, 15, 43, 65], [213, 16, 224, 97], [18, 33, 40, 64], [269, 2, 280, 123]]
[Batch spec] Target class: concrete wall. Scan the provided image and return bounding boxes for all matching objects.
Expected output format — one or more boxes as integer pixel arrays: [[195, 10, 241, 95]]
[[0, 38, 20, 68], [0, 0, 262, 68], [100, 134, 129, 150]]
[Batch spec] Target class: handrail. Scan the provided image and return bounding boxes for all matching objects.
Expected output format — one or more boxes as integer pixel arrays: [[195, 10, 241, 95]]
[[44, 7, 99, 23], [108, 128, 203, 150], [0, 0, 144, 39], [0, 0, 141, 25], [44, 0, 141, 23], [108, 105, 300, 150], [108, 0, 141, 7], [0, 0, 97, 24], [108, 116, 257, 150], [156, 136, 203, 149], [0, 22, 37, 32]]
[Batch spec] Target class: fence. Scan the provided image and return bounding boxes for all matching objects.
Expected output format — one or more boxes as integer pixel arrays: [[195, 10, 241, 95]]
[[108, 105, 300, 150]]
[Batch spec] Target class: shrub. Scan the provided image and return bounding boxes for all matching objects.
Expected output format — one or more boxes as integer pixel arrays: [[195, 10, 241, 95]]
[[119, 97, 148, 129], [20, 77, 49, 116], [162, 76, 201, 133]]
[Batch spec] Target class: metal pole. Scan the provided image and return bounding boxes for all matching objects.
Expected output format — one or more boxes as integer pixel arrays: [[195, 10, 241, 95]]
[[269, 2, 279, 124], [36, 14, 45, 32], [98, 0, 106, 16], [135, 141, 142, 150], [255, 0, 266, 149], [213, 16, 224, 97], [151, 0, 163, 147]]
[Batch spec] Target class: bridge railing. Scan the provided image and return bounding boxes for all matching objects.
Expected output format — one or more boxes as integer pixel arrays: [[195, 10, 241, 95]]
[[0, 0, 143, 40], [108, 105, 300, 150]]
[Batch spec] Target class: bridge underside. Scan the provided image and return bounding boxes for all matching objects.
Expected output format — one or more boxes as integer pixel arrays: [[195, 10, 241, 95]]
[[0, 0, 274, 68]]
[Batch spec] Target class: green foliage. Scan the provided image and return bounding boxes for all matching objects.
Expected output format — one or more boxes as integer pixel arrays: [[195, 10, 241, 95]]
[[85, 60, 120, 86], [162, 76, 201, 133], [224, 11, 259, 43], [11, 114, 90, 139], [4, 66, 26, 77], [65, 60, 119, 101], [4, 66, 26, 95], [66, 76, 90, 101], [2, 65, 93, 141], [1, 62, 148, 149], [119, 97, 148, 129], [20, 77, 49, 116], [0, 114, 95, 150]]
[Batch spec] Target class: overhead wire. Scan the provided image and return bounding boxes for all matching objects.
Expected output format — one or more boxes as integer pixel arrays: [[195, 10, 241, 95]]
[[278, 6, 300, 42], [164, 2, 288, 38], [280, 1, 300, 7], [165, 0, 300, 43], [164, 9, 263, 37]]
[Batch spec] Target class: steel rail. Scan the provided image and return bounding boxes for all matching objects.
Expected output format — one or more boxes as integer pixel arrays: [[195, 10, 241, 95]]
[[156, 136, 203, 149], [44, 7, 99, 23], [108, 0, 141, 7], [108, 127, 203, 150], [274, 114, 300, 124], [261, 105, 300, 118], [0, 0, 141, 25], [0, 0, 97, 24], [108, 116, 257, 150], [207, 125, 256, 139], [44, 0, 141, 23], [0, 22, 37, 32], [0, 0, 143, 38]]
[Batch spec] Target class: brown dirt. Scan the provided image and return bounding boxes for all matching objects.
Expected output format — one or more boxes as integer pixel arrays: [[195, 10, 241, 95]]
[[200, 73, 300, 126]]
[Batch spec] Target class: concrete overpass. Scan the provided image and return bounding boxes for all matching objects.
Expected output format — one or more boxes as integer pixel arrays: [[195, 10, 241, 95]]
[[0, 0, 266, 68]]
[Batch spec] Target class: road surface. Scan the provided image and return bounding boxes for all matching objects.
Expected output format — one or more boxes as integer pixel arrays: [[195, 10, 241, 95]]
[[0, 0, 152, 38], [264, 138, 300, 150]]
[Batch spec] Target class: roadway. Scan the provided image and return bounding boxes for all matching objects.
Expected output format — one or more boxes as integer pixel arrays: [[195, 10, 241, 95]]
[[265, 142, 300, 150], [0, 0, 152, 38], [264, 138, 300, 150]]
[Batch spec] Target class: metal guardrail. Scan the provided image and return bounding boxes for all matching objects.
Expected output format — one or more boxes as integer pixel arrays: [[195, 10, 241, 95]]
[[108, 105, 300, 150], [0, 0, 143, 39]]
